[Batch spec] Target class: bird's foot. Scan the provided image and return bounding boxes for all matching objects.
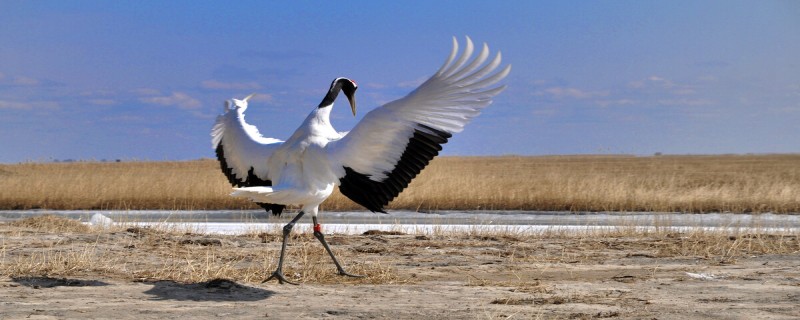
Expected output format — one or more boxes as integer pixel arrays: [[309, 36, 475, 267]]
[[263, 270, 298, 285], [337, 269, 366, 278]]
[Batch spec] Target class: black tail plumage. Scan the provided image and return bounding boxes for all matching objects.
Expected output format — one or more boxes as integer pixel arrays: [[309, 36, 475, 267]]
[[215, 145, 286, 216]]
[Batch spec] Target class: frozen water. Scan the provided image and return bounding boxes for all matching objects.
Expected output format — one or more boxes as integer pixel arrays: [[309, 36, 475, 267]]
[[1, 210, 798, 235]]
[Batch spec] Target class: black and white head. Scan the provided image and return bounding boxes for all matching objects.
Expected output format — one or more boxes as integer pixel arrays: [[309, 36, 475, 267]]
[[320, 77, 358, 116]]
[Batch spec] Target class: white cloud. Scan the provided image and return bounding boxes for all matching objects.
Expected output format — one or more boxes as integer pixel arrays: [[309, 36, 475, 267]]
[[628, 75, 699, 97], [531, 107, 558, 116], [140, 92, 201, 110], [398, 76, 427, 88], [88, 99, 118, 106], [100, 115, 145, 122], [672, 88, 696, 95], [246, 93, 274, 104], [628, 75, 674, 89], [201, 80, 261, 90], [0, 73, 49, 87], [657, 98, 714, 107], [600, 98, 709, 110], [365, 82, 387, 89], [596, 99, 638, 107], [535, 87, 609, 99], [0, 99, 59, 110], [775, 105, 800, 114], [697, 75, 718, 83], [531, 79, 549, 86], [13, 76, 40, 86], [363, 92, 402, 106], [80, 89, 116, 97], [132, 88, 161, 96], [0, 100, 32, 110]]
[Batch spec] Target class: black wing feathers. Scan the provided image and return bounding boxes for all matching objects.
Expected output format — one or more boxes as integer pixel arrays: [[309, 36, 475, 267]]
[[339, 124, 451, 213]]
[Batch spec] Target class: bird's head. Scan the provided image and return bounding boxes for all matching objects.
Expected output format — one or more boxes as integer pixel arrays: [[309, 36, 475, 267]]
[[320, 77, 358, 116], [341, 78, 358, 116], [228, 93, 256, 113]]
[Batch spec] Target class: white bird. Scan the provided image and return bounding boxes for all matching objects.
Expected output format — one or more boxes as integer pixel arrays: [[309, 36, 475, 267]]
[[211, 36, 510, 284]]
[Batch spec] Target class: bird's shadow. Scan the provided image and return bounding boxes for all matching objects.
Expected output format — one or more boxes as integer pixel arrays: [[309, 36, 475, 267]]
[[11, 276, 110, 288], [140, 278, 275, 302]]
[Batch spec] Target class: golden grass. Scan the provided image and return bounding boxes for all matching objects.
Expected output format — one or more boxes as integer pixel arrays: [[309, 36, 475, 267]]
[[0, 216, 402, 285], [0, 161, 242, 210], [1, 154, 799, 213], [7, 214, 90, 233]]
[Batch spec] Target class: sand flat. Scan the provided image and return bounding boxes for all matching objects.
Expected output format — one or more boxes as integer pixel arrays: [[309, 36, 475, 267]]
[[1, 220, 799, 319]]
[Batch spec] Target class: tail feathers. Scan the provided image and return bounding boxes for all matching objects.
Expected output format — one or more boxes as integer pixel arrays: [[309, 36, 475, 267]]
[[231, 187, 274, 202], [231, 186, 309, 205]]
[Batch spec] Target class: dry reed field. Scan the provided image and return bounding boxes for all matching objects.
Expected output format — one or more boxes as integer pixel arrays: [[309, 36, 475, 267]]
[[1, 215, 798, 318], [1, 154, 799, 213]]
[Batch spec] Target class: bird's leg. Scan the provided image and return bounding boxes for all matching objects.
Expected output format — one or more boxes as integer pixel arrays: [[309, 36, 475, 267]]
[[264, 211, 306, 285], [312, 216, 365, 278]]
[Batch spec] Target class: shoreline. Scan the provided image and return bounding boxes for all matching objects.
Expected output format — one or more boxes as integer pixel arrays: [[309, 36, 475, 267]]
[[3, 210, 800, 235]]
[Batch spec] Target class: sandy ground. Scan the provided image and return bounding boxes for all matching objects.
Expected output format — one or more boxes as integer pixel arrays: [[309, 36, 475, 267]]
[[1, 221, 799, 319]]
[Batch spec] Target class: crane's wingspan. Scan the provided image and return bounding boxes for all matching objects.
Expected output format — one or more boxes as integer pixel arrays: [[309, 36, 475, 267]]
[[325, 36, 511, 212], [211, 98, 286, 215]]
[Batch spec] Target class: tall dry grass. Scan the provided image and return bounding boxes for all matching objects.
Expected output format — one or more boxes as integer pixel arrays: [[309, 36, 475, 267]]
[[0, 161, 241, 210], [1, 154, 799, 213]]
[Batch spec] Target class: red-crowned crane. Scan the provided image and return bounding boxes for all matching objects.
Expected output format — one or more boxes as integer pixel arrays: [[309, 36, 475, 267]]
[[212, 36, 510, 284]]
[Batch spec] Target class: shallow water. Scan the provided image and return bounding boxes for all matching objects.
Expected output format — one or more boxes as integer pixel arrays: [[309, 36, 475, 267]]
[[2, 210, 799, 235]]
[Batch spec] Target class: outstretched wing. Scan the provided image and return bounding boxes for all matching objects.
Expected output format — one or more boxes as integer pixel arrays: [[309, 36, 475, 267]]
[[325, 36, 511, 212], [211, 98, 285, 215]]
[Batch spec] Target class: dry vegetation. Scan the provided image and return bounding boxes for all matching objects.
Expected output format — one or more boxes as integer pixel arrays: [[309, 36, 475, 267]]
[[2, 216, 799, 318], [1, 215, 797, 285], [1, 154, 799, 213], [0, 215, 399, 285]]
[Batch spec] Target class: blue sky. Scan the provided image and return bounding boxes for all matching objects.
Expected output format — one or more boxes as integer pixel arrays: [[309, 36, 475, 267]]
[[1, 1, 798, 162]]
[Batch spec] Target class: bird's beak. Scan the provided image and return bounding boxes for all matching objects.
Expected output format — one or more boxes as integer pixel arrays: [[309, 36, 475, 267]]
[[343, 86, 357, 117], [348, 95, 357, 116], [243, 93, 256, 102]]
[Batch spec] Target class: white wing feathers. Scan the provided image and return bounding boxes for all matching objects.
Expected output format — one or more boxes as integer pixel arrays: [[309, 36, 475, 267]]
[[211, 99, 282, 184], [326, 36, 510, 181]]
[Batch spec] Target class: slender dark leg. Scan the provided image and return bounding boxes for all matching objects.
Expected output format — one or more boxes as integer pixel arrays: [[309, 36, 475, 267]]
[[264, 211, 306, 285], [312, 216, 365, 278]]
